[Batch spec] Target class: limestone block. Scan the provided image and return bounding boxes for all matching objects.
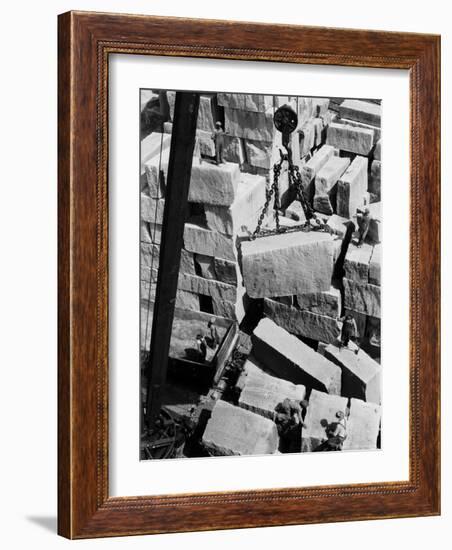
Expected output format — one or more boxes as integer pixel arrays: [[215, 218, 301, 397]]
[[284, 200, 307, 223], [238, 359, 306, 419], [140, 90, 158, 112], [300, 145, 336, 189], [344, 243, 373, 283], [324, 344, 381, 404], [217, 93, 273, 112], [141, 132, 171, 175], [343, 278, 381, 318], [141, 194, 165, 224], [369, 244, 381, 286], [374, 139, 381, 161], [339, 118, 381, 143], [141, 221, 152, 244], [194, 253, 216, 279], [188, 160, 240, 206], [369, 160, 381, 199], [326, 122, 374, 155], [197, 94, 217, 132], [312, 98, 330, 117], [368, 202, 382, 244], [144, 141, 170, 197], [299, 120, 316, 157], [263, 299, 341, 345], [184, 223, 237, 261], [213, 258, 241, 285], [212, 292, 246, 322], [223, 135, 246, 164], [204, 173, 266, 235], [325, 214, 350, 238], [297, 97, 315, 126], [175, 290, 200, 311], [314, 156, 351, 214], [313, 117, 324, 147], [178, 272, 239, 302], [296, 286, 341, 318], [197, 129, 216, 157], [252, 318, 342, 393], [344, 309, 367, 340], [241, 230, 336, 298], [343, 398, 381, 450], [141, 242, 160, 269], [339, 99, 381, 127], [244, 139, 272, 169], [224, 107, 274, 142], [202, 400, 279, 456], [336, 155, 368, 218], [301, 389, 348, 452]]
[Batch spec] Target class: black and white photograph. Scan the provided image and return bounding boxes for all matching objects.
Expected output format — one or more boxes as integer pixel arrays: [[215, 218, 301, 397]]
[[139, 90, 382, 460]]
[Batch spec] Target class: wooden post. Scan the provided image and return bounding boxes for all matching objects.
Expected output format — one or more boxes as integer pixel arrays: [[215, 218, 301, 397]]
[[145, 91, 200, 428]]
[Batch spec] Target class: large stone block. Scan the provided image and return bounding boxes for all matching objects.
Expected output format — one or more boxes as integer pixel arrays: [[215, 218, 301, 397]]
[[369, 159, 381, 199], [238, 359, 306, 419], [313, 117, 324, 147], [263, 299, 341, 344], [197, 94, 217, 132], [324, 344, 381, 404], [336, 155, 368, 218], [296, 286, 341, 318], [197, 129, 216, 157], [314, 156, 351, 214], [374, 139, 381, 161], [300, 144, 336, 189], [194, 253, 216, 279], [301, 389, 348, 452], [174, 290, 201, 312], [212, 294, 246, 323], [241, 230, 336, 298], [343, 278, 381, 318], [344, 243, 374, 283], [141, 194, 165, 224], [299, 119, 316, 158], [343, 398, 381, 450], [252, 318, 342, 393], [339, 99, 381, 127], [184, 223, 237, 261], [188, 160, 240, 206], [339, 118, 381, 143], [202, 400, 279, 456], [144, 143, 170, 197], [213, 258, 241, 285], [178, 272, 239, 302], [312, 98, 330, 117], [204, 173, 266, 235], [284, 200, 307, 223], [140, 89, 158, 112], [224, 107, 274, 142], [244, 139, 272, 169], [217, 93, 273, 113], [369, 244, 381, 286], [326, 122, 374, 155], [325, 214, 351, 238], [368, 202, 382, 244], [223, 135, 246, 164], [141, 132, 171, 175], [141, 242, 160, 269]]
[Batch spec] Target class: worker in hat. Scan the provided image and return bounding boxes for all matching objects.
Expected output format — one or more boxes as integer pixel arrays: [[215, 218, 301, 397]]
[[325, 410, 348, 451], [339, 313, 360, 354], [206, 319, 220, 349], [212, 121, 226, 165], [195, 334, 207, 362]]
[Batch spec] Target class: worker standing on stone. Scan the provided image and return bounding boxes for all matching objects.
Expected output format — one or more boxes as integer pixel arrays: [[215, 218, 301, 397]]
[[275, 398, 307, 453], [212, 121, 225, 165], [195, 334, 207, 362], [355, 207, 380, 246], [326, 410, 347, 451], [339, 313, 360, 354], [206, 319, 220, 349]]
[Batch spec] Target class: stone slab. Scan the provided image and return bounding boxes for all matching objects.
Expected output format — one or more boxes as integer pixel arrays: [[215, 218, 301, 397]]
[[301, 389, 348, 452], [202, 400, 279, 456], [374, 139, 381, 161], [141, 132, 171, 176], [238, 359, 306, 419], [188, 160, 241, 206], [326, 122, 374, 155], [339, 118, 381, 143], [141, 242, 160, 269], [343, 278, 381, 318], [314, 156, 351, 214], [343, 398, 381, 450], [197, 94, 217, 132], [224, 107, 274, 142], [217, 93, 273, 113], [144, 143, 170, 197], [212, 294, 246, 323], [252, 318, 342, 393], [368, 202, 382, 244], [223, 135, 246, 164], [241, 230, 336, 298], [325, 214, 351, 238], [263, 299, 341, 344], [369, 159, 381, 199], [296, 286, 341, 318], [300, 145, 337, 188], [184, 223, 237, 261], [324, 344, 381, 404], [213, 258, 241, 285], [244, 139, 272, 169], [339, 99, 381, 127], [141, 194, 165, 224], [194, 253, 216, 279], [344, 243, 374, 283], [369, 244, 381, 286], [284, 200, 307, 223], [337, 155, 368, 218], [178, 272, 239, 302]]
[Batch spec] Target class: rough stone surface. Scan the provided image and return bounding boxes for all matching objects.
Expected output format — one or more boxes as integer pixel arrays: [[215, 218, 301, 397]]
[[324, 344, 381, 404], [252, 318, 342, 393], [244, 139, 272, 169], [314, 156, 351, 214], [178, 272, 239, 302], [312, 98, 330, 117], [343, 398, 381, 450], [326, 122, 374, 155], [141, 194, 165, 224], [213, 258, 241, 285], [194, 253, 216, 279], [284, 200, 307, 223], [212, 295, 246, 322], [339, 118, 381, 143], [369, 244, 381, 286], [301, 389, 348, 452], [336, 155, 368, 218], [343, 278, 381, 318], [368, 202, 382, 243], [224, 107, 274, 142], [300, 145, 336, 188], [204, 173, 266, 235], [140, 90, 158, 112], [217, 93, 272, 112], [238, 359, 306, 419], [299, 120, 316, 157], [144, 141, 171, 197], [223, 135, 246, 164], [197, 129, 216, 157], [339, 99, 381, 127], [296, 286, 341, 318], [141, 132, 171, 176], [325, 214, 350, 238], [374, 139, 381, 161], [369, 160, 381, 198], [241, 230, 336, 298], [184, 223, 237, 261], [188, 160, 240, 206], [197, 94, 217, 132], [202, 400, 279, 456], [344, 243, 374, 283], [141, 242, 160, 269], [174, 290, 200, 311], [263, 299, 341, 344]]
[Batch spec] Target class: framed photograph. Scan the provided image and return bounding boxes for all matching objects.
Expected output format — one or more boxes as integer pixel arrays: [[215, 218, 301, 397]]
[[58, 11, 440, 538]]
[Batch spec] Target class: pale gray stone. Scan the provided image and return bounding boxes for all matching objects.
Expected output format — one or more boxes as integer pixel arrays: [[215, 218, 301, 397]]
[[285, 200, 307, 223], [175, 290, 200, 311], [343, 278, 381, 318], [141, 242, 160, 269], [252, 318, 342, 393], [188, 160, 240, 206], [336, 155, 368, 218], [238, 359, 306, 419], [194, 253, 216, 279], [339, 118, 381, 143], [325, 214, 350, 238], [179, 248, 196, 276], [224, 107, 274, 142], [140, 90, 158, 112], [312, 97, 330, 116], [301, 389, 348, 452], [369, 244, 381, 285], [244, 139, 272, 169], [202, 400, 279, 456], [212, 292, 246, 322], [324, 344, 382, 404], [374, 139, 381, 161], [213, 258, 240, 285], [223, 135, 246, 164], [178, 272, 239, 302], [300, 144, 336, 188], [197, 94, 217, 132], [141, 194, 165, 224], [369, 160, 381, 199], [197, 129, 216, 157], [326, 122, 374, 155], [141, 132, 171, 175], [343, 398, 381, 450], [184, 223, 238, 261], [263, 299, 341, 344], [314, 156, 351, 214], [313, 117, 324, 147], [299, 119, 316, 157], [296, 286, 341, 318], [368, 202, 382, 243], [339, 99, 381, 127], [241, 230, 336, 298], [217, 93, 273, 113], [344, 243, 374, 283]]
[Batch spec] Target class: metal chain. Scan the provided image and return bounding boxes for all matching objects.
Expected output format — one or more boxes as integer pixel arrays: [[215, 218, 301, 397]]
[[251, 158, 284, 240]]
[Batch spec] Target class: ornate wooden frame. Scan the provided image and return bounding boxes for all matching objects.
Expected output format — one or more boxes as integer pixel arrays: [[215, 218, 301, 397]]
[[58, 10, 440, 539]]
